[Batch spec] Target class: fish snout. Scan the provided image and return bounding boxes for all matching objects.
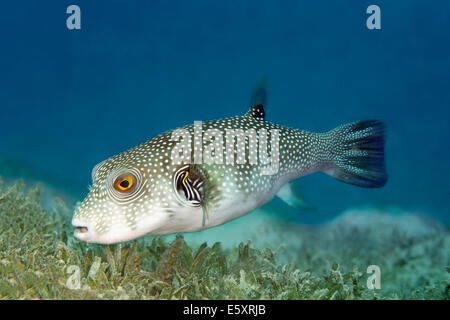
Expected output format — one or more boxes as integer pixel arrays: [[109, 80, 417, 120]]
[[72, 219, 95, 242]]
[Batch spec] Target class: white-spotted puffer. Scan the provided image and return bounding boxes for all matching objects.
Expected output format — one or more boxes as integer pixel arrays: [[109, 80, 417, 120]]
[[72, 85, 387, 244]]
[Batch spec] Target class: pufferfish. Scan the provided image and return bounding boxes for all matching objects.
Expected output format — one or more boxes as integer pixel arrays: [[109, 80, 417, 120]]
[[72, 81, 387, 244]]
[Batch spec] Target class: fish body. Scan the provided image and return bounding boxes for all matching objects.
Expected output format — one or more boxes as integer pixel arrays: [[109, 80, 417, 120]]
[[73, 89, 387, 244]]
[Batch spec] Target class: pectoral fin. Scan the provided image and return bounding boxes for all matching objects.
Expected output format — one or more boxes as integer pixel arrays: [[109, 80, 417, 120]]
[[276, 183, 316, 211], [189, 165, 222, 226]]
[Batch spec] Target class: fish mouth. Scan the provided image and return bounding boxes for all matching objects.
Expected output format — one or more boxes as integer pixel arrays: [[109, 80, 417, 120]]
[[75, 226, 89, 233], [72, 220, 92, 241]]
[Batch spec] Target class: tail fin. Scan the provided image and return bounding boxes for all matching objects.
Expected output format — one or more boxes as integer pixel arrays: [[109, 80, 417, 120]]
[[323, 120, 387, 188]]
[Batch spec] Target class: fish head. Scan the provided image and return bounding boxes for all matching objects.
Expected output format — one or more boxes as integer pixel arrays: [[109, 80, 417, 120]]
[[71, 141, 207, 244]]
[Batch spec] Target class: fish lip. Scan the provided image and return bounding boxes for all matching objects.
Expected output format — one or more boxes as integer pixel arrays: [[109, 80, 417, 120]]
[[72, 220, 92, 240], [75, 226, 88, 233]]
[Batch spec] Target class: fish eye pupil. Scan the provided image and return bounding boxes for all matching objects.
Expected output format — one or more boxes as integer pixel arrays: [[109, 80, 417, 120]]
[[114, 174, 135, 192]]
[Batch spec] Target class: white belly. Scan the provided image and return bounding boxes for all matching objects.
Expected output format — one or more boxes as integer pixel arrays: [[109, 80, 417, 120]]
[[151, 174, 297, 235]]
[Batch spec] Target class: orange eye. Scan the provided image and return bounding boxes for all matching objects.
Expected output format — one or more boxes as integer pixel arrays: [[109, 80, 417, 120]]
[[114, 175, 135, 192]]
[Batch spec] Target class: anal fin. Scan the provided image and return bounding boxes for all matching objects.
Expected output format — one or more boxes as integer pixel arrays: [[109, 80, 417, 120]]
[[275, 183, 316, 211]]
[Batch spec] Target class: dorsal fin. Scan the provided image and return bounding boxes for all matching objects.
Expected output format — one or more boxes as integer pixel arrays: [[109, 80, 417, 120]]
[[249, 75, 267, 107], [246, 76, 267, 120], [246, 104, 266, 120]]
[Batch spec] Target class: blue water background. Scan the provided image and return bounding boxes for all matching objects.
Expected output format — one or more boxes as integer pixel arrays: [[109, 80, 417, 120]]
[[0, 0, 449, 224]]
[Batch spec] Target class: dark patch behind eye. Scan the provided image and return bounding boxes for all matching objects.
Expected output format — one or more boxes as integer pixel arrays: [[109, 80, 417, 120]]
[[174, 166, 203, 206]]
